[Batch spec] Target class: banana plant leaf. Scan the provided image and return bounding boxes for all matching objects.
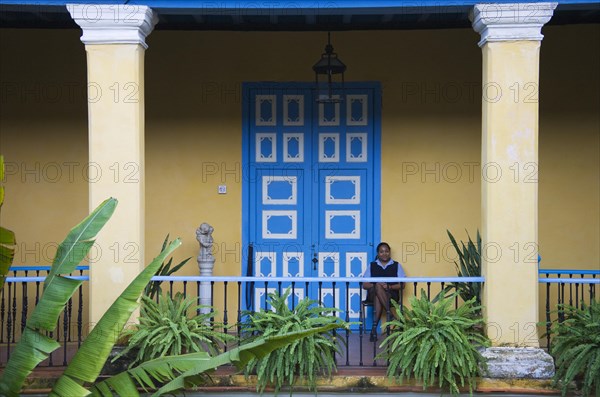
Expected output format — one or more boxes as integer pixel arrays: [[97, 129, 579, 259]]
[[0, 155, 16, 291], [90, 324, 339, 397], [50, 238, 182, 397], [0, 198, 117, 397], [0, 155, 4, 206], [0, 226, 15, 291]]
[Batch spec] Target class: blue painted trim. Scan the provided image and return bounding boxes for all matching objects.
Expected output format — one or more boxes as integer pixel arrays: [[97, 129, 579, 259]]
[[539, 278, 600, 284], [538, 269, 600, 275], [1, 0, 598, 8], [5, 276, 89, 282], [7, 274, 598, 284], [9, 265, 90, 271], [151, 275, 485, 282], [241, 82, 251, 276], [372, 82, 382, 258]]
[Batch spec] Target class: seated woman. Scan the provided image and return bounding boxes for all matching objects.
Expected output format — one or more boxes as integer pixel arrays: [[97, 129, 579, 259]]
[[362, 242, 406, 342]]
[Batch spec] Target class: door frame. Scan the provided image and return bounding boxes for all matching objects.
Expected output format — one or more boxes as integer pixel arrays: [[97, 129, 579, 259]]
[[241, 81, 382, 300]]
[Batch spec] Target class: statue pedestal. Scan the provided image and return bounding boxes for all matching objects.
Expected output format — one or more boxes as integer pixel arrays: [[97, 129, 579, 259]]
[[198, 257, 215, 315], [196, 222, 215, 316], [480, 347, 555, 379]]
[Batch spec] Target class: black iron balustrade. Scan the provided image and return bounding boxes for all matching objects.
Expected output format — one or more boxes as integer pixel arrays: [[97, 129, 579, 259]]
[[148, 275, 485, 367], [5, 269, 599, 368], [539, 269, 599, 351], [1, 266, 89, 367]]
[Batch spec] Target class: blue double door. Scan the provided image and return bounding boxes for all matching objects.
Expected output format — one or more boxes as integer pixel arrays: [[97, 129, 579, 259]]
[[243, 82, 380, 322]]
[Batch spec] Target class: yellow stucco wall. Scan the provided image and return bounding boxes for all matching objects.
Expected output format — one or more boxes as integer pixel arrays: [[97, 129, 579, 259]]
[[539, 26, 600, 270], [0, 25, 598, 333], [142, 28, 488, 279]]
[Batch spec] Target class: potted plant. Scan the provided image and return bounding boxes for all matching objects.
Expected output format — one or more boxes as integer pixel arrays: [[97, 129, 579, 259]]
[[378, 290, 490, 396], [101, 234, 192, 375], [548, 299, 600, 396], [0, 197, 342, 397], [240, 287, 350, 394], [115, 292, 234, 367]]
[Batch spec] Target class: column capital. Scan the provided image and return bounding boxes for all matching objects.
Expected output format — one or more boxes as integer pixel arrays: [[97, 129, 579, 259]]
[[67, 4, 158, 49], [471, 2, 557, 47]]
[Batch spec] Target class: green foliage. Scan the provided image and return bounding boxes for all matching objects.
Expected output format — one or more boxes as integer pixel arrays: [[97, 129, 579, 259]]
[[0, 198, 117, 397], [0, 155, 4, 206], [442, 229, 482, 306], [240, 287, 350, 394], [50, 237, 182, 396], [90, 324, 340, 397], [549, 300, 600, 397], [379, 290, 489, 396], [144, 234, 191, 299], [0, 197, 331, 396], [117, 292, 234, 366], [0, 154, 16, 291]]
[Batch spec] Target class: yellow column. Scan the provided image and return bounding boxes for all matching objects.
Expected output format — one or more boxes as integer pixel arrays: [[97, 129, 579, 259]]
[[472, 3, 556, 347], [67, 4, 157, 325]]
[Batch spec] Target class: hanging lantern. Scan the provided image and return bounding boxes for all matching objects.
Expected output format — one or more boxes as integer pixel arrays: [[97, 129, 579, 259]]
[[312, 32, 346, 103]]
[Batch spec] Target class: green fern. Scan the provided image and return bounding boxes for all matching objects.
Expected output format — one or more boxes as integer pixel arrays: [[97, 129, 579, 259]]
[[90, 325, 341, 397], [117, 293, 234, 366], [240, 287, 350, 394], [549, 300, 600, 396], [379, 290, 489, 396]]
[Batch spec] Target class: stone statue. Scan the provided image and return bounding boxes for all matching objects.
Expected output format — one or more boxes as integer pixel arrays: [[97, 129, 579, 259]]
[[196, 222, 215, 315], [196, 222, 215, 263]]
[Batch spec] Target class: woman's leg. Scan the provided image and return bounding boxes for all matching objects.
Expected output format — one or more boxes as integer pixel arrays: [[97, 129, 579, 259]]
[[370, 283, 391, 340], [375, 282, 391, 316]]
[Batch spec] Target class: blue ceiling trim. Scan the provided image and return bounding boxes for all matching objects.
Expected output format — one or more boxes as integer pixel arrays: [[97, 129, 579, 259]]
[[0, 0, 598, 9], [1, 0, 597, 29]]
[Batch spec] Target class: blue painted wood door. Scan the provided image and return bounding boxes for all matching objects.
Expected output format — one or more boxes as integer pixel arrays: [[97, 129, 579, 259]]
[[243, 82, 380, 322]]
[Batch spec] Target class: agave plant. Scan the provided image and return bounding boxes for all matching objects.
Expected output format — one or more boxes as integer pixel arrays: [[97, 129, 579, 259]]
[[442, 229, 482, 306], [379, 290, 489, 396], [117, 292, 234, 366], [240, 287, 350, 394], [0, 155, 16, 291], [549, 300, 600, 397], [144, 234, 191, 299]]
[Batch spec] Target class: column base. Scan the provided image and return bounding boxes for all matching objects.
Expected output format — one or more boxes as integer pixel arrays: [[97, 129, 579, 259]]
[[481, 347, 555, 379]]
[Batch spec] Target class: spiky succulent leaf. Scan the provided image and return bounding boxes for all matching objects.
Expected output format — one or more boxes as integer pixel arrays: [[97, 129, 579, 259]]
[[144, 234, 191, 299], [441, 230, 482, 306]]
